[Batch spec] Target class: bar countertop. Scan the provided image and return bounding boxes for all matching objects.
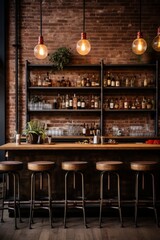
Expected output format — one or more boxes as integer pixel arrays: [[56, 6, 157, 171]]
[[0, 142, 160, 150]]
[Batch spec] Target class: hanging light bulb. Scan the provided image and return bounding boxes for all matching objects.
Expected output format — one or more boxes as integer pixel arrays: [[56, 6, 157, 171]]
[[34, 0, 48, 60], [34, 36, 48, 59], [132, 0, 147, 55], [132, 31, 147, 55], [76, 32, 91, 55], [152, 27, 160, 52], [76, 0, 91, 55]]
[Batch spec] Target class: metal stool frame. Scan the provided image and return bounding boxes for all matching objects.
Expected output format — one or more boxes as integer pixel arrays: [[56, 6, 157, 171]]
[[29, 171, 53, 229], [64, 170, 87, 228], [0, 171, 21, 229], [134, 171, 158, 227], [99, 171, 123, 228]]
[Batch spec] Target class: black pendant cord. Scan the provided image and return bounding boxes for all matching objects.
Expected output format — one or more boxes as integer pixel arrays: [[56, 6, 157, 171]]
[[40, 0, 42, 36], [139, 0, 142, 33], [83, 0, 85, 32], [14, 0, 20, 134]]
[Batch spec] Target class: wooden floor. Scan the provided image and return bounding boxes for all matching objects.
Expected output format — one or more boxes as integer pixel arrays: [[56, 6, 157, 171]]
[[0, 212, 160, 240]]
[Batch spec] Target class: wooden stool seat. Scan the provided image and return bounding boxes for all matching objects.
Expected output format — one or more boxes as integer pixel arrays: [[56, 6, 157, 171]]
[[96, 161, 123, 171], [0, 161, 23, 172], [28, 161, 55, 171], [130, 161, 158, 171], [62, 161, 88, 171]]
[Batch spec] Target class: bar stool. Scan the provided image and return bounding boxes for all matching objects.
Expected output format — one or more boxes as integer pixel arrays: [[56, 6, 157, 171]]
[[27, 161, 55, 229], [61, 161, 88, 228], [96, 161, 123, 228], [130, 161, 158, 227], [0, 160, 23, 229]]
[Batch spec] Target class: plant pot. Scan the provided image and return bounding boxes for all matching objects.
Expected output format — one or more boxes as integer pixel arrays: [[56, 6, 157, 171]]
[[28, 133, 39, 144]]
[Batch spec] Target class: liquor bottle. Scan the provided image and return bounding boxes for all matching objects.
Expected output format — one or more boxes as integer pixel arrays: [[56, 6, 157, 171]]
[[53, 97, 57, 109], [109, 98, 114, 109], [104, 74, 107, 87], [82, 123, 86, 135], [65, 94, 69, 109], [111, 74, 115, 87], [57, 94, 61, 109], [141, 96, 146, 109], [90, 123, 93, 136], [119, 97, 124, 109], [146, 98, 152, 109], [131, 98, 136, 109], [81, 76, 86, 87], [77, 75, 81, 87], [86, 124, 90, 136], [77, 96, 81, 109], [73, 93, 77, 109], [107, 71, 111, 86], [81, 97, 86, 109], [46, 72, 52, 87], [130, 75, 135, 87], [94, 96, 99, 109], [69, 95, 73, 109], [37, 75, 42, 86], [114, 98, 119, 109], [135, 97, 141, 109], [86, 77, 91, 87], [115, 76, 120, 87], [143, 74, 148, 87], [91, 74, 96, 87], [124, 97, 128, 109], [125, 77, 129, 87], [90, 95, 95, 109], [61, 95, 66, 109], [96, 124, 101, 136]]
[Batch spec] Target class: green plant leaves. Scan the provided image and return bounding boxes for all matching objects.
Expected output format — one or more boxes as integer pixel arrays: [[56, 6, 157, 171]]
[[49, 47, 72, 70]]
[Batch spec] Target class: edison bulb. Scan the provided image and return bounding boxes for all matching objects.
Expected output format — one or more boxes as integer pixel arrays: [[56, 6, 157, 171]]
[[34, 36, 48, 60], [132, 31, 147, 55], [76, 32, 91, 56], [152, 27, 160, 52]]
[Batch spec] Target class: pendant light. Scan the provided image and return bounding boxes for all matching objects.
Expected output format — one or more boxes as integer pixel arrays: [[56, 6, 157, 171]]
[[76, 0, 91, 56], [132, 0, 147, 55], [152, 27, 160, 52], [34, 0, 48, 60]]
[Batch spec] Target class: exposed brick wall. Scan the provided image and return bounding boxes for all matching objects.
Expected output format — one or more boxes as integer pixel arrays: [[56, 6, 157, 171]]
[[6, 0, 160, 141]]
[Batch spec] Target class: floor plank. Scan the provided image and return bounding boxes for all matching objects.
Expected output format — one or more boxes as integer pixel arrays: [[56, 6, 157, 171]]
[[0, 212, 160, 240]]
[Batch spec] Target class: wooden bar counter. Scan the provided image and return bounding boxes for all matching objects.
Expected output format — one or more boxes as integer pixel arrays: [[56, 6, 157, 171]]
[[0, 142, 160, 202]]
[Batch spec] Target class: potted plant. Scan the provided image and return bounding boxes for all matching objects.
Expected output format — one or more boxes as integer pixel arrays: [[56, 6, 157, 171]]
[[49, 47, 72, 70], [24, 119, 46, 144]]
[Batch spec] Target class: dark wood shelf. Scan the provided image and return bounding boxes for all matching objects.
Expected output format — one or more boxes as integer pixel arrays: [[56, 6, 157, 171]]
[[28, 109, 101, 112], [104, 109, 156, 112]]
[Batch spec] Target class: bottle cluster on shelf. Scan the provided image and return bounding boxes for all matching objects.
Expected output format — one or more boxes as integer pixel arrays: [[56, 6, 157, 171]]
[[109, 124, 154, 137], [28, 94, 101, 110], [46, 122, 100, 137], [30, 72, 100, 88], [104, 71, 155, 88], [104, 96, 154, 110]]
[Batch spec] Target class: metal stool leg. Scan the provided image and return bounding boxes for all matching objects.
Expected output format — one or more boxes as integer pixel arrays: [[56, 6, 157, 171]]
[[47, 172, 53, 228], [80, 172, 87, 228], [135, 172, 139, 227], [99, 171, 104, 228], [29, 172, 35, 229], [117, 173, 123, 227], [1, 174, 5, 223], [151, 173, 158, 226], [64, 171, 69, 228]]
